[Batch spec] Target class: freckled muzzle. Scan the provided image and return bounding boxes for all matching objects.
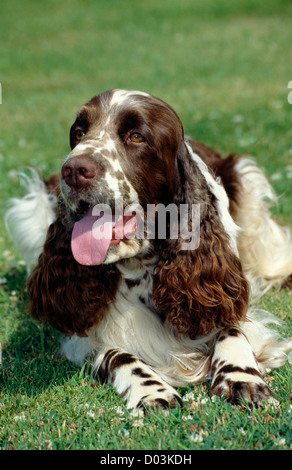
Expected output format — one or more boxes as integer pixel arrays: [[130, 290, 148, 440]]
[[61, 135, 140, 215], [60, 136, 146, 265]]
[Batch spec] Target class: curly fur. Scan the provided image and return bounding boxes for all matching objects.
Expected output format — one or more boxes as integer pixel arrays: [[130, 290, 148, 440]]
[[153, 143, 249, 338]]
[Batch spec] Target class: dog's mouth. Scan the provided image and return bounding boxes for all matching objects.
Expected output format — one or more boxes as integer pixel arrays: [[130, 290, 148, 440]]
[[71, 205, 138, 266]]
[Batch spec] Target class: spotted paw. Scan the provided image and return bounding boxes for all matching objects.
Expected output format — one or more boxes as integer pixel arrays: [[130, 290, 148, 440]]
[[125, 369, 183, 411], [211, 378, 275, 406], [136, 391, 183, 412]]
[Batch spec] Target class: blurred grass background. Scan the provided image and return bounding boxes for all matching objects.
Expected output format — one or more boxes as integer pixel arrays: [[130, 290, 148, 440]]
[[0, 0, 291, 450]]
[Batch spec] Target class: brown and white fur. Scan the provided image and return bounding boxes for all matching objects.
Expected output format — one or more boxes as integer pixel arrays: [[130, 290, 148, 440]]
[[5, 89, 292, 410]]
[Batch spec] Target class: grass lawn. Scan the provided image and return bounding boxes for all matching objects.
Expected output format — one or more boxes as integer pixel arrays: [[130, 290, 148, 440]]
[[0, 0, 292, 451]]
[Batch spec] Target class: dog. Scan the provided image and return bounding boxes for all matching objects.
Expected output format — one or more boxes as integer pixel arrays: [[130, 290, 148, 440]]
[[5, 89, 292, 410]]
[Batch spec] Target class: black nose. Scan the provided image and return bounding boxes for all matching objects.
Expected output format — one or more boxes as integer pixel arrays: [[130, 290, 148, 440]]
[[62, 156, 98, 190]]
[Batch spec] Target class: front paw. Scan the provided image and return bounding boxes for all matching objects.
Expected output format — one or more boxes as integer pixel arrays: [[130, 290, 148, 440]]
[[211, 378, 275, 406], [136, 390, 183, 412], [126, 373, 183, 412]]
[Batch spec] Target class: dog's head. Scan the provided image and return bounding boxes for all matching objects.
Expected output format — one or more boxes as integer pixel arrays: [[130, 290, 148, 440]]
[[60, 89, 184, 264]]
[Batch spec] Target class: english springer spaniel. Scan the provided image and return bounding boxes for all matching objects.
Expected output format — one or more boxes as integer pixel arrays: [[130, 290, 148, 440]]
[[5, 89, 292, 410]]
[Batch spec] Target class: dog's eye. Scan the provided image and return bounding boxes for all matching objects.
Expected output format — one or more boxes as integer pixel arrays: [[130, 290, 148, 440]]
[[129, 132, 144, 143], [75, 130, 85, 141]]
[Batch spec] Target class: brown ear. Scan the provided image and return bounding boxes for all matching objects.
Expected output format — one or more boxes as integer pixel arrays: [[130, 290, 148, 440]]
[[152, 142, 249, 339], [26, 217, 120, 337]]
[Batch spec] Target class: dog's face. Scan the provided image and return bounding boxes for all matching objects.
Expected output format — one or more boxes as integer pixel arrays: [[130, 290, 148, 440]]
[[60, 89, 184, 265]]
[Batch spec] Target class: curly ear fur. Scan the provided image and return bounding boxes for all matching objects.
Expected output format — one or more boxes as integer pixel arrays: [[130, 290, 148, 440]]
[[153, 142, 249, 339], [26, 216, 121, 337]]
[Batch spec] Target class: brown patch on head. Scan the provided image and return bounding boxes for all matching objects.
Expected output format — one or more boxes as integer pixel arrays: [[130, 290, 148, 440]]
[[112, 92, 184, 207], [63, 90, 186, 213]]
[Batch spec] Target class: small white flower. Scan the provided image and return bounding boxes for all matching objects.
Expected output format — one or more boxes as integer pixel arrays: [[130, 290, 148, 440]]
[[14, 413, 26, 421], [189, 433, 203, 443], [275, 438, 286, 447], [182, 414, 193, 421], [45, 440, 53, 449], [9, 291, 18, 303], [266, 397, 280, 407], [129, 409, 144, 419], [132, 419, 144, 428], [199, 397, 209, 404], [115, 406, 125, 416], [86, 410, 95, 418], [129, 409, 144, 428], [270, 172, 282, 182], [182, 392, 195, 403]]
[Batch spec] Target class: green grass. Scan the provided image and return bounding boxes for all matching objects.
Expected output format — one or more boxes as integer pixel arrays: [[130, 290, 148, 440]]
[[0, 0, 292, 451]]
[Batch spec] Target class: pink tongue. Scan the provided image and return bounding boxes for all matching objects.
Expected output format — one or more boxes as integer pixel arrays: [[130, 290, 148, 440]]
[[71, 207, 114, 266]]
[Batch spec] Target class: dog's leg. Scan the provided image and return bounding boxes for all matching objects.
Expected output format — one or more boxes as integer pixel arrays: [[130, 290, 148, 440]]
[[91, 348, 183, 411], [210, 327, 275, 406]]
